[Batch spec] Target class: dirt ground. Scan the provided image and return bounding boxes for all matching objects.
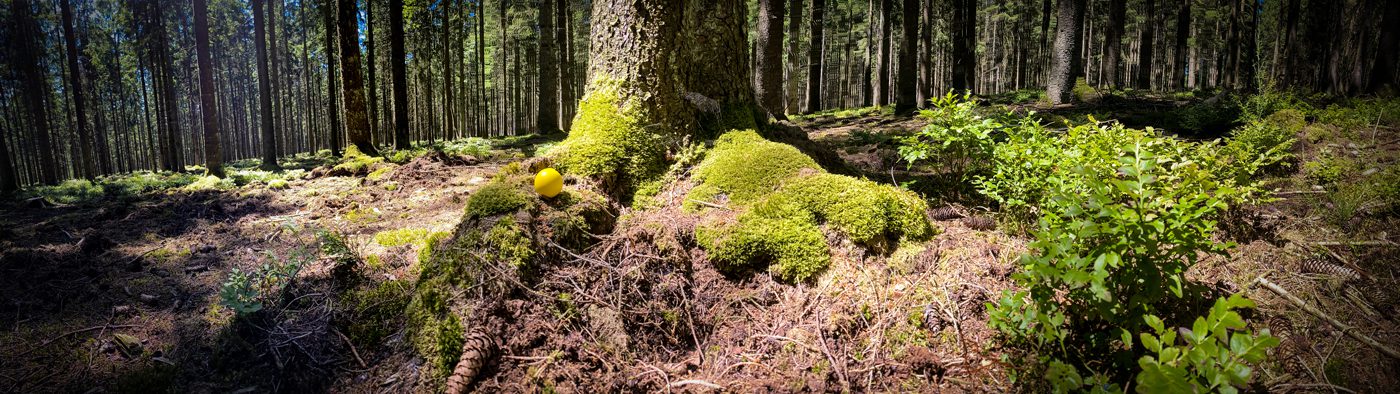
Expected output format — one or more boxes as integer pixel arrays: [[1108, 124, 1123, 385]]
[[2, 102, 1397, 393]]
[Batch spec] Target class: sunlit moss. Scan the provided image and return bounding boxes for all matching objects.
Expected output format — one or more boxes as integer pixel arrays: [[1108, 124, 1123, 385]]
[[551, 78, 667, 193], [686, 130, 820, 207], [464, 181, 530, 218]]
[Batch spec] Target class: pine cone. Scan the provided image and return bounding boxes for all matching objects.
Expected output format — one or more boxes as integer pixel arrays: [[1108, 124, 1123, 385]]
[[444, 329, 498, 394], [962, 215, 996, 231], [1299, 255, 1360, 282], [929, 206, 962, 221]]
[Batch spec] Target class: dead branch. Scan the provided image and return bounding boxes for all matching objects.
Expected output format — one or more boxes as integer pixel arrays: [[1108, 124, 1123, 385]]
[[685, 199, 731, 211], [1253, 277, 1400, 360], [332, 329, 367, 369], [669, 379, 722, 390], [17, 324, 140, 358]]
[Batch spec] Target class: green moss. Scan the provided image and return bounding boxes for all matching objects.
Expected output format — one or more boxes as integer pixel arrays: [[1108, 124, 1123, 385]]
[[334, 145, 386, 175], [406, 275, 465, 381], [464, 181, 530, 218], [184, 175, 234, 191], [691, 131, 935, 282], [1071, 77, 1099, 103], [342, 279, 411, 346], [688, 130, 820, 206], [1265, 109, 1307, 134], [486, 218, 535, 271], [551, 79, 667, 193], [367, 166, 394, 182], [267, 179, 289, 189], [374, 228, 431, 247]]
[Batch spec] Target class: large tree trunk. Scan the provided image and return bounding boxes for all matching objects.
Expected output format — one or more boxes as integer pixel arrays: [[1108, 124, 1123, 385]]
[[365, 0, 379, 144], [894, 0, 918, 114], [874, 0, 892, 106], [1372, 0, 1400, 92], [323, 0, 342, 156], [556, 0, 573, 130], [756, 0, 788, 119], [195, 0, 225, 177], [1048, 0, 1086, 104], [253, 0, 280, 170], [919, 0, 934, 101], [1102, 0, 1126, 89], [805, 0, 826, 113], [684, 0, 763, 132], [1237, 0, 1258, 93], [951, 0, 976, 93], [1172, 1, 1190, 91], [390, 0, 410, 149], [0, 123, 16, 192], [537, 0, 561, 133], [1135, 0, 1155, 89], [60, 0, 95, 179], [337, 0, 377, 156]]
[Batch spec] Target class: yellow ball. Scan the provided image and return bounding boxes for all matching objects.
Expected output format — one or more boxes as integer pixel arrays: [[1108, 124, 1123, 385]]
[[533, 168, 564, 198]]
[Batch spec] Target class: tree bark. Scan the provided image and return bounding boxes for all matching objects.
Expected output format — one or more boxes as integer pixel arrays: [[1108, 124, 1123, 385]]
[[1372, 0, 1400, 92], [951, 0, 976, 93], [684, 0, 763, 132], [756, 0, 788, 119], [1048, 0, 1086, 104], [556, 0, 573, 130], [536, 0, 561, 134], [253, 0, 280, 170], [1172, 1, 1190, 91], [336, 0, 377, 155], [785, 0, 803, 114], [805, 0, 827, 113], [874, 0, 892, 106], [61, 0, 95, 179], [894, 0, 918, 114], [323, 0, 342, 156], [388, 0, 410, 149], [1135, 0, 1155, 90], [195, 0, 225, 177], [1102, 0, 1126, 89]]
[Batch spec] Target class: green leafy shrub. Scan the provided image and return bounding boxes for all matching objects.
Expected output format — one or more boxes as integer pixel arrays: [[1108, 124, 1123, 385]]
[[898, 92, 1004, 175], [1136, 295, 1279, 393], [1223, 119, 1297, 174], [219, 251, 308, 315], [1302, 152, 1356, 185], [1237, 89, 1312, 122]]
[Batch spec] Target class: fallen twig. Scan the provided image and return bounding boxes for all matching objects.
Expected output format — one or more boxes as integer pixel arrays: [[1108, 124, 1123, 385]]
[[1312, 240, 1397, 247], [669, 379, 722, 390], [17, 324, 140, 358], [1253, 277, 1400, 360], [332, 329, 367, 369], [685, 199, 731, 211]]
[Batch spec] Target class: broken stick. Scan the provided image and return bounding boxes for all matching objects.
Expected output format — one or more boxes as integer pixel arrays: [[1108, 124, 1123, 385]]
[[1253, 277, 1400, 360]]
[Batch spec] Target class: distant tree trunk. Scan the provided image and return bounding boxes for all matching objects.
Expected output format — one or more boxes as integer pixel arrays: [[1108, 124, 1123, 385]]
[[443, 3, 456, 138], [1048, 0, 1086, 104], [155, 4, 183, 171], [1237, 0, 1258, 93], [756, 0, 788, 119], [1172, 1, 1190, 91], [537, 0, 561, 133], [874, 0, 892, 106], [1040, 0, 1051, 85], [894, 0, 918, 114], [805, 0, 826, 113], [253, 0, 280, 170], [61, 0, 95, 179], [323, 0, 342, 156], [476, 0, 488, 136], [1372, 0, 1400, 92], [268, 0, 284, 156], [390, 0, 410, 149], [919, 0, 934, 101], [1102, 0, 1126, 89], [0, 124, 16, 192], [195, 0, 225, 177], [338, 0, 378, 155], [785, 0, 803, 114], [1135, 0, 1155, 89], [951, 0, 976, 93]]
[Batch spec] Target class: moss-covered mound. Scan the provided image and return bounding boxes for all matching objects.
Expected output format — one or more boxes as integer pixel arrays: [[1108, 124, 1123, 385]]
[[550, 80, 668, 196], [689, 130, 936, 282], [405, 163, 613, 387]]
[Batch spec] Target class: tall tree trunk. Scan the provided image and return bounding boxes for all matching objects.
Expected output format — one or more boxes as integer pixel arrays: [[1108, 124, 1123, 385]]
[[253, 0, 280, 170], [951, 0, 976, 93], [785, 0, 803, 114], [1238, 0, 1258, 93], [365, 0, 380, 143], [805, 0, 826, 113], [1102, 0, 1126, 89], [443, 3, 456, 138], [195, 0, 225, 177], [477, 0, 489, 136], [537, 0, 561, 134], [756, 0, 788, 119], [0, 121, 16, 192], [683, 0, 763, 132], [1135, 0, 1155, 89], [1172, 1, 1190, 91], [1048, 0, 1086, 104], [556, 0, 573, 130], [919, 0, 934, 101], [874, 0, 892, 106], [323, 0, 342, 156], [60, 0, 95, 179], [895, 0, 918, 114], [338, 0, 378, 156], [156, 6, 184, 171], [1372, 0, 1400, 92], [390, 0, 410, 149]]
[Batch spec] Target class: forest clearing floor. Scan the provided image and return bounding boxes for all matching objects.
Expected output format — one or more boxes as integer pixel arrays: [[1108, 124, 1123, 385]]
[[2, 95, 1399, 393]]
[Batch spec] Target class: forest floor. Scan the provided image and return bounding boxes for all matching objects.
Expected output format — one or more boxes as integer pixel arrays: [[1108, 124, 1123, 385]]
[[1, 94, 1398, 393]]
